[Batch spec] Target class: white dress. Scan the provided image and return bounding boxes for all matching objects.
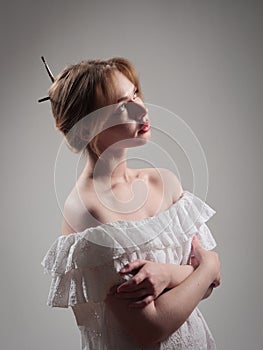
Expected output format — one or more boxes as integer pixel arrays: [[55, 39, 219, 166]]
[[42, 191, 217, 349]]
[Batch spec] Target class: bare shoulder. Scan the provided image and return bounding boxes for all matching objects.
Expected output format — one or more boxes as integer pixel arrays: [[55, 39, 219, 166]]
[[146, 168, 184, 203], [61, 185, 98, 235]]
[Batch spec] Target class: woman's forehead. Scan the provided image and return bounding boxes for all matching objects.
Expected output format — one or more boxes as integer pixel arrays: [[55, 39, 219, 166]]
[[112, 70, 135, 101]]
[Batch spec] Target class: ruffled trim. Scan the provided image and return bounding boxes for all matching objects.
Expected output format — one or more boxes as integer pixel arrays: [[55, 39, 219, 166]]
[[42, 190, 216, 307]]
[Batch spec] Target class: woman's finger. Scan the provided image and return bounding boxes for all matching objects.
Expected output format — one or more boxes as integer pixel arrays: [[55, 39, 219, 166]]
[[189, 255, 199, 269], [191, 235, 207, 262], [191, 235, 202, 250], [117, 274, 147, 292], [119, 259, 146, 274], [115, 288, 149, 300], [129, 295, 154, 308], [107, 285, 118, 295], [212, 274, 221, 288]]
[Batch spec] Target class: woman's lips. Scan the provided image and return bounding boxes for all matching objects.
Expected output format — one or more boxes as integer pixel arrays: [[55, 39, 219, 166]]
[[139, 123, 150, 133]]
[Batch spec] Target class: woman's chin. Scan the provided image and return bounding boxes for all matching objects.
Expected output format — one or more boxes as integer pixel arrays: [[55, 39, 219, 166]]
[[111, 139, 148, 151], [127, 136, 150, 148]]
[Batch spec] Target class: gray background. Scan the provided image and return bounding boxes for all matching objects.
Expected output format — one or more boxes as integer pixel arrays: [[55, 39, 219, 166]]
[[1, 0, 262, 349]]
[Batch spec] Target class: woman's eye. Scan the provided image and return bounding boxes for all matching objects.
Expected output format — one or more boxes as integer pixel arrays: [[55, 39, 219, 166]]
[[133, 89, 138, 99], [114, 89, 138, 116], [116, 103, 127, 115]]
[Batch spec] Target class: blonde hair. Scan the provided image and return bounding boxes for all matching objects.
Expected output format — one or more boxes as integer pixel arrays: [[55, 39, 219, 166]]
[[48, 57, 142, 156]]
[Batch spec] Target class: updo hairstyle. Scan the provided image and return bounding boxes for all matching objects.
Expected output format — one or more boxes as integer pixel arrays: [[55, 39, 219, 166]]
[[48, 57, 142, 155]]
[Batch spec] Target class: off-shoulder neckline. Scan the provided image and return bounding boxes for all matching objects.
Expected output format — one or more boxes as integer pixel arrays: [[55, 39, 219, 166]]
[[61, 190, 194, 238], [106, 190, 189, 226]]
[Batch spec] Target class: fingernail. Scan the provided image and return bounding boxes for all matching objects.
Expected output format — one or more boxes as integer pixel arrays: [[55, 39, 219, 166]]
[[120, 265, 128, 271]]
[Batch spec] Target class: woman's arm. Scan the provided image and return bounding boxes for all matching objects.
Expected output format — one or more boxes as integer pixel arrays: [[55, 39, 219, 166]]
[[105, 236, 220, 346], [115, 261, 194, 307]]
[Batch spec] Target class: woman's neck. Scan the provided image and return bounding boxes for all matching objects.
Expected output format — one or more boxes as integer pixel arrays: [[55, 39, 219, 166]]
[[83, 149, 132, 184]]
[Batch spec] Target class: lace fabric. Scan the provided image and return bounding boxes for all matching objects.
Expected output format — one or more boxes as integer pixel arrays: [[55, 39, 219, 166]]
[[42, 191, 217, 349]]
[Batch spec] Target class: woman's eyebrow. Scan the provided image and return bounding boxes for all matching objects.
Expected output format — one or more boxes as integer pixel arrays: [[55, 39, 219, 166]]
[[117, 87, 136, 103]]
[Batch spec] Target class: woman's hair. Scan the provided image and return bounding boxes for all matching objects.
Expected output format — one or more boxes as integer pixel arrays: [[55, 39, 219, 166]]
[[48, 57, 142, 156]]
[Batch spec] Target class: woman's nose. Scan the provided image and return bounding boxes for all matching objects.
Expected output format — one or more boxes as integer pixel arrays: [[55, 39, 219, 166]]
[[126, 101, 147, 121]]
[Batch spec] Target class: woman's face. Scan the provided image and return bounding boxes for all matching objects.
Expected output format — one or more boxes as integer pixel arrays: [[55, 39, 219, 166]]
[[96, 70, 151, 153]]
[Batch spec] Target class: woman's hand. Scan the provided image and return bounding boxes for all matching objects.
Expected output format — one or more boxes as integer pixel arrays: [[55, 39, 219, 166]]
[[112, 259, 194, 308], [115, 260, 169, 308], [190, 236, 221, 292]]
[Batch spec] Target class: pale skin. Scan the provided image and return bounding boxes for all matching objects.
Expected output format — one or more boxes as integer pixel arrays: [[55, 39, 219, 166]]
[[62, 70, 221, 345]]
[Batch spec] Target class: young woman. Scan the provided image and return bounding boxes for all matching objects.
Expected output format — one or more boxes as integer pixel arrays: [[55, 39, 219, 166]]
[[41, 57, 220, 349]]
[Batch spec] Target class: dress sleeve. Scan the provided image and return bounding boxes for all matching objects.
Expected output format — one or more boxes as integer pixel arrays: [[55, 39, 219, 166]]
[[171, 191, 217, 264], [41, 232, 125, 308]]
